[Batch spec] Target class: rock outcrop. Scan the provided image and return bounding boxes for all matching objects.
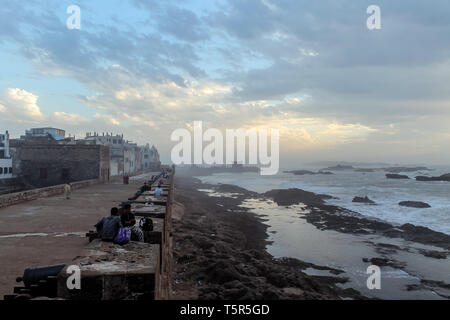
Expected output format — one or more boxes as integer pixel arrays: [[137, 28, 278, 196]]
[[284, 170, 333, 175], [355, 168, 375, 173], [352, 196, 376, 205], [264, 188, 335, 206], [399, 201, 431, 208], [386, 174, 410, 179], [382, 167, 431, 173], [415, 173, 450, 182], [321, 165, 354, 171]]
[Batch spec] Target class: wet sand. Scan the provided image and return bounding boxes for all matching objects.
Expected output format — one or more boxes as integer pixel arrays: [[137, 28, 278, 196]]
[[172, 172, 450, 300]]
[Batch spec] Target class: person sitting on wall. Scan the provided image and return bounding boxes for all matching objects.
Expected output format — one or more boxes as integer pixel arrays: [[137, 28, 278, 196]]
[[157, 179, 164, 188], [120, 203, 144, 242], [141, 181, 151, 192], [154, 187, 163, 198], [95, 207, 122, 242]]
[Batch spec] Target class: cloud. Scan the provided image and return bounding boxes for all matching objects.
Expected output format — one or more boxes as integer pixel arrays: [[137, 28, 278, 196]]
[[51, 112, 88, 124], [93, 113, 121, 126], [1, 1, 450, 164], [0, 88, 44, 122]]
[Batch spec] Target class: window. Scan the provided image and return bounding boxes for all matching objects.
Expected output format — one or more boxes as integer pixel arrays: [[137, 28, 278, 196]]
[[9, 167, 12, 174], [3, 167, 7, 174], [0, 168, 3, 174], [61, 168, 70, 180], [40, 168, 48, 180]]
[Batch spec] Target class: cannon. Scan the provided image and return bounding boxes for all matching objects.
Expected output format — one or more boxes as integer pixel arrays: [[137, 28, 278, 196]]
[[4, 264, 66, 300], [16, 264, 66, 288]]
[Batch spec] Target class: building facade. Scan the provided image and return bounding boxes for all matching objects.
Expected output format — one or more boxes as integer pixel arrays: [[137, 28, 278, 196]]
[[12, 144, 110, 188], [4, 128, 160, 191], [0, 131, 13, 179]]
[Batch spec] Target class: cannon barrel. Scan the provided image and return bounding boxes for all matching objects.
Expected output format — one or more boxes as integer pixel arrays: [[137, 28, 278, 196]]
[[16, 264, 66, 287]]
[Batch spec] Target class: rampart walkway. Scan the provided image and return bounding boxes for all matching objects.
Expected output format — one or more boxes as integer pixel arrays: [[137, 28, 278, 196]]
[[0, 173, 160, 298]]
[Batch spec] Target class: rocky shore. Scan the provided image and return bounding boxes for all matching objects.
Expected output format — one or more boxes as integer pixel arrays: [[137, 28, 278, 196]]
[[171, 172, 450, 300], [262, 188, 449, 251], [171, 174, 364, 300]]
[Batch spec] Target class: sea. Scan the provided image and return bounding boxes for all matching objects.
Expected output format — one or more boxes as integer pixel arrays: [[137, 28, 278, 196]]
[[197, 165, 450, 235]]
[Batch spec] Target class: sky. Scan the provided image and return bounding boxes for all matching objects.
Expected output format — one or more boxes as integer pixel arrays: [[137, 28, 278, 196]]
[[0, 0, 449, 168]]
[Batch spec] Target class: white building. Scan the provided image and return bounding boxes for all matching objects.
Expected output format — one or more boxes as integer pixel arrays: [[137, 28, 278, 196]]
[[124, 142, 137, 175], [141, 143, 161, 171], [83, 132, 159, 176], [0, 131, 13, 179], [85, 132, 125, 176]]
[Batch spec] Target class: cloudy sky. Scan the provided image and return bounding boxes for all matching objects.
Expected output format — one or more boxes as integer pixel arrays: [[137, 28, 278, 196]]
[[1, 0, 449, 167]]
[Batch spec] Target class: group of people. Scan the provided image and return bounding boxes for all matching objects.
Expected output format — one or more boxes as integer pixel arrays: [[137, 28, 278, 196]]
[[94, 203, 144, 243], [94, 174, 169, 244]]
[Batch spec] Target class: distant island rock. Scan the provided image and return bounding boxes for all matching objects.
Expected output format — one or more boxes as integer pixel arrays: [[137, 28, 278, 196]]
[[284, 170, 333, 175], [382, 166, 431, 173], [399, 201, 431, 208], [178, 165, 259, 176], [321, 165, 354, 171], [386, 174, 410, 179], [315, 165, 433, 174], [415, 173, 450, 182], [354, 168, 375, 173], [352, 196, 376, 205]]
